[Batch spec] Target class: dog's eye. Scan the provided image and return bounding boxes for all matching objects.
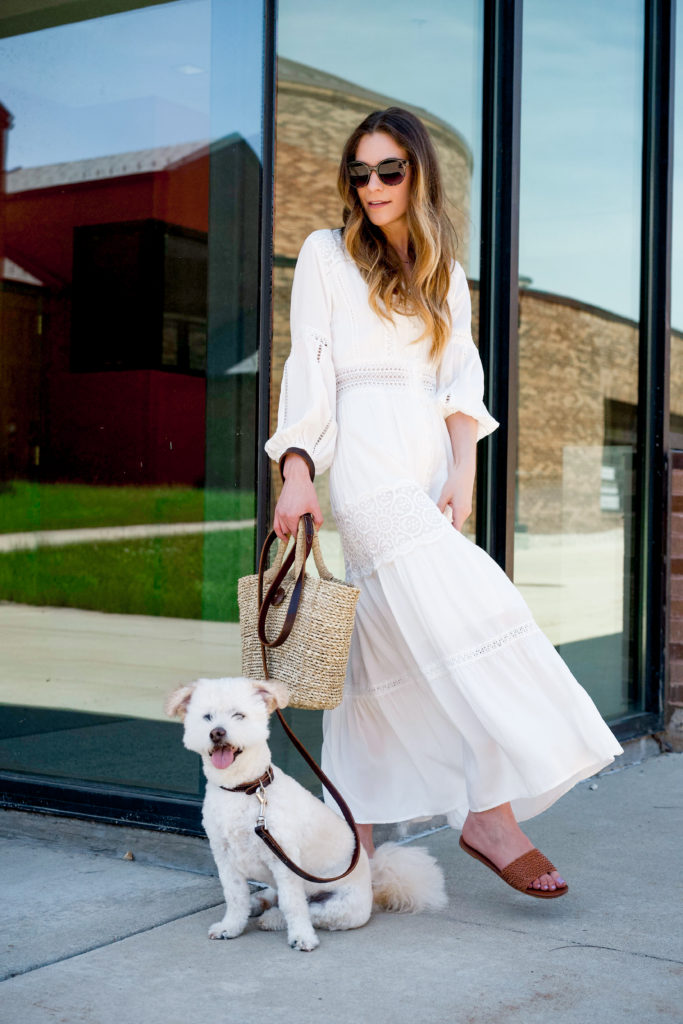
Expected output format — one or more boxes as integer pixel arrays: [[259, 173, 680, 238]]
[[232, 712, 245, 721], [203, 713, 213, 722]]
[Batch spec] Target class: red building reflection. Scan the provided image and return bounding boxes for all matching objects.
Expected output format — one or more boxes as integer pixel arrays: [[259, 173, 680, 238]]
[[1, 112, 212, 487]]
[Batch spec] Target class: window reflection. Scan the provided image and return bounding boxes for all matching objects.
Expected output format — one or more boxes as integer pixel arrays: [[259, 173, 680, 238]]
[[274, 4, 484, 576], [0, 0, 263, 797], [517, 0, 644, 719]]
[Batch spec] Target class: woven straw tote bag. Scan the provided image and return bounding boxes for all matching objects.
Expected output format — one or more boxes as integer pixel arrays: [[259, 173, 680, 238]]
[[237, 514, 360, 710]]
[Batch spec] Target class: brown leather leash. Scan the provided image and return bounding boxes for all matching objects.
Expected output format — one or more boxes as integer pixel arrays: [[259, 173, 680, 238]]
[[252, 512, 361, 884]]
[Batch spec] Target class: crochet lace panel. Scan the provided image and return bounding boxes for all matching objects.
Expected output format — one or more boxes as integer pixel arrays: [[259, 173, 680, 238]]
[[336, 364, 436, 398], [316, 227, 348, 272], [351, 620, 541, 699], [334, 482, 450, 580]]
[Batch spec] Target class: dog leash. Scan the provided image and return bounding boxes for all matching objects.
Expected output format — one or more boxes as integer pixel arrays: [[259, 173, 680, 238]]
[[253, 514, 362, 885]]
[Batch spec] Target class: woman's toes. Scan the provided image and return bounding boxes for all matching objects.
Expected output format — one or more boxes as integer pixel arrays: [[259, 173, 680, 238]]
[[530, 870, 566, 892]]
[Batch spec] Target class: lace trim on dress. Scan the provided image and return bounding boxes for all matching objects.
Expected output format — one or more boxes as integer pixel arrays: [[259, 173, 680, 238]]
[[313, 229, 359, 336], [334, 482, 450, 580], [316, 227, 348, 272], [293, 323, 330, 364], [313, 416, 333, 455], [281, 361, 289, 426], [351, 620, 541, 699], [442, 393, 479, 413], [336, 364, 436, 398], [423, 620, 541, 679]]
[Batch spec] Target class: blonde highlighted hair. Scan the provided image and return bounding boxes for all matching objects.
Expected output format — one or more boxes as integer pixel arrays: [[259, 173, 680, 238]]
[[338, 107, 459, 365]]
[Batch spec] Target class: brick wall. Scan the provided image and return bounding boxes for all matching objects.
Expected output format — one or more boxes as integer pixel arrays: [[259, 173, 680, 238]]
[[666, 451, 683, 749]]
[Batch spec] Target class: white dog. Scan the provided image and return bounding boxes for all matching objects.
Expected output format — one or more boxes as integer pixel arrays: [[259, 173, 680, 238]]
[[166, 676, 447, 951]]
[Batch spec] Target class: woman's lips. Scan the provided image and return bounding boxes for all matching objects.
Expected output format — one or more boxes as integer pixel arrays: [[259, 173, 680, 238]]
[[368, 201, 389, 207]]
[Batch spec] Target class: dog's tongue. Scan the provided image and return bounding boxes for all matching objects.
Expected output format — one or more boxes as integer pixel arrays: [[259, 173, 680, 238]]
[[211, 748, 235, 769]]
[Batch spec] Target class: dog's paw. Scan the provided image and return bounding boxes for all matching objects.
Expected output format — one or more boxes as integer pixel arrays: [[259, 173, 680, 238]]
[[289, 930, 319, 952], [208, 921, 243, 940], [257, 907, 286, 931]]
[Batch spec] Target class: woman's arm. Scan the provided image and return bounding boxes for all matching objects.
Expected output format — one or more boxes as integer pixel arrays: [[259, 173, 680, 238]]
[[265, 232, 336, 541], [437, 411, 478, 531]]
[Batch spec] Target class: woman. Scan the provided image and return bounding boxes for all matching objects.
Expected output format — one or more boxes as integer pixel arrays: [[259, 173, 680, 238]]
[[265, 107, 622, 898]]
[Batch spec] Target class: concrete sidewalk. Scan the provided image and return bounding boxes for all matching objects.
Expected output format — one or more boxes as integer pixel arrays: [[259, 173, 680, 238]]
[[0, 519, 257, 552], [1, 752, 682, 1024]]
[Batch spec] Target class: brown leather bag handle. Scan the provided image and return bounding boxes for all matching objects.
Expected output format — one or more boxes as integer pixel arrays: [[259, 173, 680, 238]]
[[257, 514, 314, 649], [255, 515, 361, 884]]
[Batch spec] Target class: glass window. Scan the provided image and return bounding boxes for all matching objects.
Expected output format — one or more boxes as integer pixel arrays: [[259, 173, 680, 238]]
[[272, 0, 484, 761], [672, 3, 683, 447], [274, 0, 485, 546], [517, 0, 644, 719], [0, 0, 265, 805]]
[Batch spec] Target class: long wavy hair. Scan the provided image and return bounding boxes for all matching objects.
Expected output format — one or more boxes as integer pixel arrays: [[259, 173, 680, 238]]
[[338, 107, 458, 364]]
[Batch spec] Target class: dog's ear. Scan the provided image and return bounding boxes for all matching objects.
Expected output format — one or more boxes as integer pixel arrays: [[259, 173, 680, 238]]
[[252, 679, 290, 714], [165, 683, 197, 720]]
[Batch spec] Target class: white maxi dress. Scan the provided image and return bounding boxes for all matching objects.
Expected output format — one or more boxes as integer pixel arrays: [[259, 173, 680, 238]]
[[266, 227, 623, 828]]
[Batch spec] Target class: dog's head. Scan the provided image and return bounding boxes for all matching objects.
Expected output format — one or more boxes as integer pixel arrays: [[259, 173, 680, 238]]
[[166, 677, 289, 780]]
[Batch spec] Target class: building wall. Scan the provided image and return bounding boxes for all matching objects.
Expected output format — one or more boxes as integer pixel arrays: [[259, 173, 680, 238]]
[[667, 452, 683, 749]]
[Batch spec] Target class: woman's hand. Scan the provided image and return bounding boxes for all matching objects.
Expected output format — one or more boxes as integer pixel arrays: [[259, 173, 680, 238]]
[[437, 461, 476, 532], [273, 454, 323, 541]]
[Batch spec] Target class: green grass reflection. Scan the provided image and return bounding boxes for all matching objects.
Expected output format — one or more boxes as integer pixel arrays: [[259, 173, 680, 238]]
[[0, 481, 255, 533], [0, 530, 255, 621]]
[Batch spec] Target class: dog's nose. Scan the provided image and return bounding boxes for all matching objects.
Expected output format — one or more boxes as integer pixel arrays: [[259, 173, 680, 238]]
[[210, 727, 226, 744]]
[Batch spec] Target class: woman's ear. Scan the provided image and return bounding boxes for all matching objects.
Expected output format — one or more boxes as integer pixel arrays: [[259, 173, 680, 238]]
[[165, 683, 197, 720], [252, 679, 290, 714]]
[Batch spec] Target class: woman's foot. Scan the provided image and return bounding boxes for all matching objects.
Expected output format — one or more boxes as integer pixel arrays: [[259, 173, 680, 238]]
[[357, 823, 375, 858], [461, 803, 566, 892]]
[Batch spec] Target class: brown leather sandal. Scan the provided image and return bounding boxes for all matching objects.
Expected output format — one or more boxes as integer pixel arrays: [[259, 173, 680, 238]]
[[459, 836, 569, 899]]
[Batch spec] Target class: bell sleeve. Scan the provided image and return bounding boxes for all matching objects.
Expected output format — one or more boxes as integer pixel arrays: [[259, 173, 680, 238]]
[[265, 231, 338, 476], [436, 261, 500, 442]]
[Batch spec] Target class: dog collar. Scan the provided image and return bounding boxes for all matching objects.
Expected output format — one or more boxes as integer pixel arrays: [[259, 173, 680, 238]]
[[219, 765, 274, 796]]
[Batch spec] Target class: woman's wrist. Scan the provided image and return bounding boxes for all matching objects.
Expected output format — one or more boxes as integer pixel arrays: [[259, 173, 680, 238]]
[[279, 447, 315, 483], [451, 451, 476, 474]]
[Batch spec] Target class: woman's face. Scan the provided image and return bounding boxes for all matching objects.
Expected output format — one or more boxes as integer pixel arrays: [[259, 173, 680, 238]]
[[353, 131, 412, 235]]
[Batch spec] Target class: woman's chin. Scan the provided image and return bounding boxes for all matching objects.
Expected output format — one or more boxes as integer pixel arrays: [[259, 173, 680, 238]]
[[364, 210, 395, 231]]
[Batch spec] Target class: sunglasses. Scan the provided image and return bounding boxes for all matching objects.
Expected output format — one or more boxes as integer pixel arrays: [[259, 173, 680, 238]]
[[347, 157, 410, 188]]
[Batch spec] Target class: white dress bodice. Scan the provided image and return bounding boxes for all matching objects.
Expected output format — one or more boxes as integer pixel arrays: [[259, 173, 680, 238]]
[[265, 228, 499, 581]]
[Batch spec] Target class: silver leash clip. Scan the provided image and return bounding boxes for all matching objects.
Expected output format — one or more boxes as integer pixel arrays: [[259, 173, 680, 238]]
[[255, 783, 267, 829]]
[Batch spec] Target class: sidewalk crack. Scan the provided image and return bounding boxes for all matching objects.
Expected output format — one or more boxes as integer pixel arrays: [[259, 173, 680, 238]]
[[549, 942, 683, 966], [2, 901, 223, 982]]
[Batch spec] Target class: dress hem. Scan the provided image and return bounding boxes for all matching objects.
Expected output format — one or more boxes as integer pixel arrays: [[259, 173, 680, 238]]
[[322, 750, 621, 828]]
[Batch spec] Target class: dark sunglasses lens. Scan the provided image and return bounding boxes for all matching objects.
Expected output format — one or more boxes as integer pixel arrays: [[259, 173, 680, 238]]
[[348, 163, 370, 187], [377, 159, 406, 185]]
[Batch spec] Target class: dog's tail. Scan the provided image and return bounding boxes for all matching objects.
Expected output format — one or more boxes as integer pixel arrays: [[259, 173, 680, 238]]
[[370, 841, 448, 914]]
